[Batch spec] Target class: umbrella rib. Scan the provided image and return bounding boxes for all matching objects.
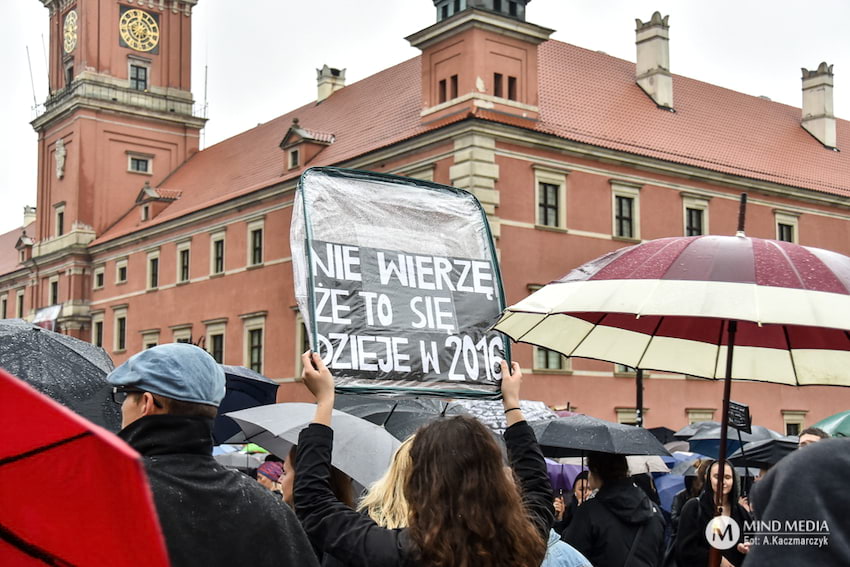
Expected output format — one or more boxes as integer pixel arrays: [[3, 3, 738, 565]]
[[712, 320, 727, 379], [0, 521, 79, 566], [782, 325, 800, 386], [0, 432, 91, 468], [635, 316, 666, 369]]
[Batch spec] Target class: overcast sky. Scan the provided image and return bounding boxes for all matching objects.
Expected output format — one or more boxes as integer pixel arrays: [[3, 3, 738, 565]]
[[3, 0, 849, 235]]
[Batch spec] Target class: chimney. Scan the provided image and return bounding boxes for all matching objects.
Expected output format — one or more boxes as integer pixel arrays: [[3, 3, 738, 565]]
[[23, 206, 36, 226], [316, 65, 346, 103], [801, 62, 836, 148], [635, 12, 673, 109]]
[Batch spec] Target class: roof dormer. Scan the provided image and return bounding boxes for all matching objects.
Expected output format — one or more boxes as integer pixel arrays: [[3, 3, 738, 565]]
[[279, 118, 335, 171], [135, 181, 181, 222]]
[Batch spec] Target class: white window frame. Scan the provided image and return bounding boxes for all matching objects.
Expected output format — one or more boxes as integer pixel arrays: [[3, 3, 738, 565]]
[[614, 363, 638, 376], [686, 408, 715, 424], [288, 148, 300, 169], [48, 275, 60, 305], [141, 329, 160, 350], [146, 249, 160, 290], [176, 240, 191, 284], [782, 410, 807, 437], [204, 318, 228, 363], [775, 211, 800, 243], [0, 294, 7, 319], [210, 230, 226, 276], [113, 306, 128, 353], [532, 346, 571, 373], [403, 164, 435, 182], [611, 181, 641, 240], [247, 218, 265, 267], [171, 325, 193, 344], [242, 312, 267, 373], [93, 265, 105, 290], [534, 166, 568, 229], [141, 204, 150, 222], [91, 311, 105, 348], [127, 151, 154, 175], [682, 194, 710, 236], [16, 289, 25, 318], [115, 258, 128, 284], [615, 408, 639, 425], [128, 56, 151, 92]]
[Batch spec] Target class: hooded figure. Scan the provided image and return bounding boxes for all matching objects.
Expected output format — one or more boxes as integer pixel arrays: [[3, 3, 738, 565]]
[[562, 452, 665, 567], [675, 459, 751, 567]]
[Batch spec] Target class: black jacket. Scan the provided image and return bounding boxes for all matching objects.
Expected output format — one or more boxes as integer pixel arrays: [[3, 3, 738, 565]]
[[119, 414, 318, 567], [562, 479, 666, 567], [675, 491, 750, 567], [294, 420, 554, 567]]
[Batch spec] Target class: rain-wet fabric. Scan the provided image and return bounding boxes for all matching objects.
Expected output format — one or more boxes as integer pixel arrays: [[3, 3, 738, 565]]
[[119, 414, 318, 567], [746, 438, 850, 566], [294, 420, 554, 566], [562, 478, 665, 567], [541, 529, 592, 567], [675, 490, 750, 567]]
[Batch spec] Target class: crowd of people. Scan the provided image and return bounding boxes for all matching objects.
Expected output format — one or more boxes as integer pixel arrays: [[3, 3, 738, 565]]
[[106, 343, 847, 566]]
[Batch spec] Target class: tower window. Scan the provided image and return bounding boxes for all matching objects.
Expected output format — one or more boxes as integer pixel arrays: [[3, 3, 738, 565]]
[[494, 73, 503, 98], [494, 0, 502, 12], [507, 76, 517, 101], [439, 79, 447, 104], [130, 64, 148, 91], [454, 0, 461, 13], [64, 63, 74, 87], [450, 75, 458, 99], [509, 1, 517, 16], [441, 4, 449, 19], [56, 211, 64, 236], [50, 280, 59, 305], [130, 157, 150, 173]]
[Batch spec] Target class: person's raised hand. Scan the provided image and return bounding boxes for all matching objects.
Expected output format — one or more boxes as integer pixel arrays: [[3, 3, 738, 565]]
[[301, 351, 334, 406], [500, 360, 522, 408]]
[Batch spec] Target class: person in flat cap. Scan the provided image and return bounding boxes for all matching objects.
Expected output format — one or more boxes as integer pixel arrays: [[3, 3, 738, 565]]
[[109, 343, 318, 567]]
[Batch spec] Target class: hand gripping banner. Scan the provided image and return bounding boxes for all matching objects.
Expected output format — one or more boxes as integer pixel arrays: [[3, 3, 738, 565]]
[[291, 167, 509, 399]]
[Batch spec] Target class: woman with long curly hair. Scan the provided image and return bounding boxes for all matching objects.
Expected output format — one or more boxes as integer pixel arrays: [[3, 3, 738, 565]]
[[356, 434, 415, 529], [294, 351, 552, 567]]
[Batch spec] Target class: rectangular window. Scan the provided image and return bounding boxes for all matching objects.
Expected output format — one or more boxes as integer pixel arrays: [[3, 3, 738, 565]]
[[439, 79, 447, 104], [213, 238, 225, 274], [454, 0, 461, 12], [786, 422, 800, 436], [130, 64, 148, 91], [50, 280, 59, 305], [117, 265, 128, 283], [179, 248, 190, 282], [0, 296, 6, 318], [17, 290, 25, 318], [450, 74, 458, 99], [494, 0, 502, 11], [65, 64, 74, 87], [57, 211, 64, 236], [210, 333, 224, 363], [94, 267, 105, 289], [534, 347, 566, 371], [141, 205, 150, 221], [615, 195, 634, 238], [149, 257, 159, 288], [615, 363, 637, 374], [250, 228, 263, 265], [494, 73, 503, 98], [509, 1, 518, 16], [116, 316, 127, 351], [507, 76, 517, 101], [249, 328, 263, 373], [130, 157, 149, 173], [538, 182, 560, 227], [778, 223, 794, 243], [686, 207, 704, 236], [289, 149, 300, 169], [93, 320, 103, 348], [441, 4, 449, 19]]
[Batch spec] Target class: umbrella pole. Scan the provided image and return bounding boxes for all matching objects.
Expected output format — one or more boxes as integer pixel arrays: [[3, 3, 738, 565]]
[[736, 428, 750, 497], [635, 368, 644, 427], [709, 320, 737, 567]]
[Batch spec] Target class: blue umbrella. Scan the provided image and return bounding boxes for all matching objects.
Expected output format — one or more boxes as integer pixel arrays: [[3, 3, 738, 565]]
[[213, 365, 278, 444]]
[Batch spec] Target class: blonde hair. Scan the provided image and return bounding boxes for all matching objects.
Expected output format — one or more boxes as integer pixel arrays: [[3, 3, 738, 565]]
[[357, 435, 415, 529]]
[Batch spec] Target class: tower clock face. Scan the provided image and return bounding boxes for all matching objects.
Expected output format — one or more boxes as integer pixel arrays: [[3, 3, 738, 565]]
[[63, 10, 78, 53], [118, 8, 160, 52]]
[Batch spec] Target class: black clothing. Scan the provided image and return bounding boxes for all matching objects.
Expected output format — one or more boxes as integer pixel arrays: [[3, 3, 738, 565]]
[[670, 489, 692, 540], [294, 420, 554, 567], [119, 414, 318, 567], [675, 491, 750, 567], [746, 438, 850, 566], [562, 478, 666, 567]]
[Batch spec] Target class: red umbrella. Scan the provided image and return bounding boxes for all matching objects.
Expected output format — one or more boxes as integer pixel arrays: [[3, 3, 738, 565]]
[[495, 198, 850, 559], [0, 369, 170, 567]]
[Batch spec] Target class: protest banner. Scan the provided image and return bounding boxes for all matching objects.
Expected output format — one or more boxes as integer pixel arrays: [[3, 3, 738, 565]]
[[290, 167, 508, 398]]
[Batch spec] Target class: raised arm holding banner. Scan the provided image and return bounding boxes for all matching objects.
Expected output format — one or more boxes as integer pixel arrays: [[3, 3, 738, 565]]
[[290, 167, 508, 399]]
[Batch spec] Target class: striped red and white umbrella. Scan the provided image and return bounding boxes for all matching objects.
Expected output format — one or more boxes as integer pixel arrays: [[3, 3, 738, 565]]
[[495, 234, 850, 386]]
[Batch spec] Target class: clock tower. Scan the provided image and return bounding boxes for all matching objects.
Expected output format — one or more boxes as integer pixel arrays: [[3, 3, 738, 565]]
[[28, 0, 205, 336]]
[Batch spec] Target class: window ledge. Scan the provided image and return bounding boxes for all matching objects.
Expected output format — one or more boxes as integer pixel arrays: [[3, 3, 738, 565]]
[[128, 170, 153, 176], [534, 224, 568, 234], [209, 272, 225, 279], [146, 287, 158, 293], [116, 281, 127, 286], [113, 349, 126, 355], [246, 263, 264, 271], [611, 236, 641, 244], [532, 369, 573, 375], [176, 280, 190, 286]]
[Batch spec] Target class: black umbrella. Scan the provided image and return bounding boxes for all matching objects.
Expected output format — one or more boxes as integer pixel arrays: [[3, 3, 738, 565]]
[[648, 426, 677, 445], [213, 365, 279, 444], [0, 319, 119, 431], [729, 438, 798, 469], [531, 415, 671, 458], [687, 424, 785, 459], [673, 420, 720, 440], [334, 394, 466, 441]]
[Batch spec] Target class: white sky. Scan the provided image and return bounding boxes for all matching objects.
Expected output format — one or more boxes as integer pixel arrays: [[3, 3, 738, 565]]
[[2, 0, 849, 235]]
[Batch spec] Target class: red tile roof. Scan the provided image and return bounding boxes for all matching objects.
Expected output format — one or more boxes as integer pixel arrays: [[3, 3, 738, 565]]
[[94, 39, 850, 244], [0, 222, 34, 276]]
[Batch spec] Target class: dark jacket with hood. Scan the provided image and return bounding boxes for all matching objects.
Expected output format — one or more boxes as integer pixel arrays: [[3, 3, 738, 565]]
[[675, 461, 750, 567], [562, 478, 666, 567], [119, 414, 318, 567], [745, 438, 850, 567], [293, 420, 554, 567]]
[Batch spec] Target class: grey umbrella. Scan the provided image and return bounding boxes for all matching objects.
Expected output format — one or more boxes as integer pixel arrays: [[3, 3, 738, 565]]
[[0, 319, 119, 431], [334, 394, 467, 440], [531, 414, 671, 458], [227, 402, 401, 486]]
